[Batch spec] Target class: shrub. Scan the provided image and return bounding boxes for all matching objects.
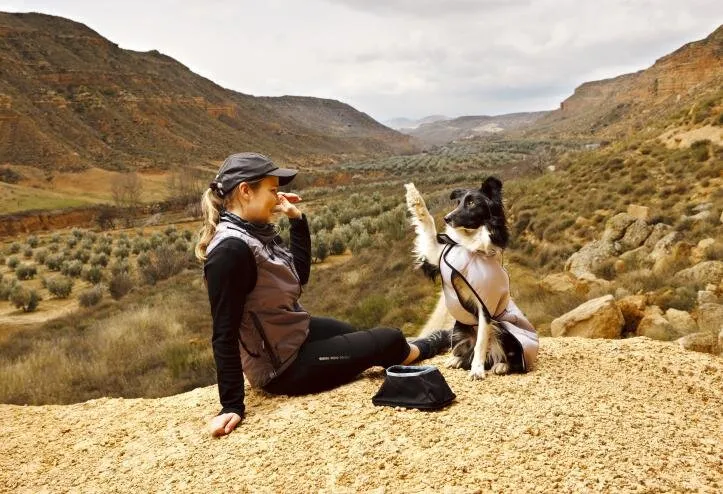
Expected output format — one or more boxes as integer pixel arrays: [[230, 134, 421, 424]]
[[94, 244, 112, 256], [44, 254, 64, 271], [15, 264, 37, 280], [82, 265, 103, 284], [132, 239, 150, 254], [6, 256, 19, 269], [10, 286, 40, 312], [0, 278, 17, 300], [71, 228, 83, 239], [47, 243, 60, 253], [6, 242, 20, 254], [78, 285, 103, 307], [61, 260, 83, 278], [73, 249, 91, 263], [139, 246, 191, 285], [46, 276, 74, 298], [34, 248, 48, 264], [66, 237, 78, 248], [182, 230, 193, 241], [113, 247, 130, 259], [27, 235, 39, 248], [109, 271, 134, 300], [22, 247, 33, 259], [110, 260, 130, 276], [136, 252, 151, 268], [89, 253, 109, 267], [173, 239, 188, 253], [0, 167, 21, 184], [690, 140, 710, 162]]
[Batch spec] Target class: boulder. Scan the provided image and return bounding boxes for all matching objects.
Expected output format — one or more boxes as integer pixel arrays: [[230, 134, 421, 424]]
[[697, 303, 723, 334], [691, 238, 715, 264], [664, 309, 698, 336], [602, 213, 637, 243], [550, 295, 623, 339], [565, 240, 617, 278], [627, 204, 650, 222], [617, 295, 647, 334], [672, 261, 723, 287], [540, 272, 586, 295], [637, 306, 678, 341], [649, 231, 680, 262], [643, 223, 673, 250], [653, 243, 693, 276], [697, 290, 719, 305], [617, 219, 652, 252], [688, 210, 712, 222], [677, 332, 719, 355], [619, 246, 651, 270]]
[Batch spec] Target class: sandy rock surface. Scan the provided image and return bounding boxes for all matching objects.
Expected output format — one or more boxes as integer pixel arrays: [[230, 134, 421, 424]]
[[2, 337, 722, 493]]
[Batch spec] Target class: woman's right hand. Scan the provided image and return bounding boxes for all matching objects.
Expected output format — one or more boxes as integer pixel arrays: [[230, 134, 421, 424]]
[[209, 412, 242, 437]]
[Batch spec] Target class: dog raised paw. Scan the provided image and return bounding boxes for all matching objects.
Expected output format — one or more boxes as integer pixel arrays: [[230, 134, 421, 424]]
[[404, 183, 428, 217], [491, 362, 509, 375]]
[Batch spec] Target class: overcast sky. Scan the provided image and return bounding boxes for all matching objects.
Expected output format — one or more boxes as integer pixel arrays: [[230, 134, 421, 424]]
[[2, 1, 721, 122]]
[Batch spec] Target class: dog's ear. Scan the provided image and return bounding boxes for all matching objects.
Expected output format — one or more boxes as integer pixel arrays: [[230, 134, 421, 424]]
[[480, 177, 503, 199], [449, 189, 465, 201]]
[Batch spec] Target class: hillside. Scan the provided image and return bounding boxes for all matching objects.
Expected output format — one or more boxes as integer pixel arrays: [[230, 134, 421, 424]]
[[400, 111, 549, 145], [0, 12, 415, 172], [527, 25, 723, 138], [1, 337, 721, 492]]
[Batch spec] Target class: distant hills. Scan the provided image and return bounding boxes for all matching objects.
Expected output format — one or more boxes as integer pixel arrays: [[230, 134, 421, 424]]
[[0, 12, 415, 171], [384, 115, 449, 130], [396, 112, 550, 146]]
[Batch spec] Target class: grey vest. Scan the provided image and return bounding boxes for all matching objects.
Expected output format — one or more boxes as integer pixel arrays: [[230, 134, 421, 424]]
[[206, 222, 310, 387], [439, 242, 539, 371]]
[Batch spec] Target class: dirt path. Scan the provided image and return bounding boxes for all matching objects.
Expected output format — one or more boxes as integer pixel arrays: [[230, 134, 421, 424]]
[[2, 337, 721, 493]]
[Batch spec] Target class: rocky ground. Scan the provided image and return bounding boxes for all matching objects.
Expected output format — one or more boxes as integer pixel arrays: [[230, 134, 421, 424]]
[[2, 337, 722, 493]]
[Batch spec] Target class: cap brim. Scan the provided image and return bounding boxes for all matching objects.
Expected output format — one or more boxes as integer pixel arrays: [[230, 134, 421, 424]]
[[268, 167, 297, 186]]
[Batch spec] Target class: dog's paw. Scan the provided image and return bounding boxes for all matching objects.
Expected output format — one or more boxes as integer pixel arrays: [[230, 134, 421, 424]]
[[404, 183, 427, 216], [469, 362, 486, 380], [445, 355, 464, 369], [491, 362, 509, 375]]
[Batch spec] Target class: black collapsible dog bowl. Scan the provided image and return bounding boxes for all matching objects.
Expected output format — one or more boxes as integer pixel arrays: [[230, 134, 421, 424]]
[[372, 365, 456, 410]]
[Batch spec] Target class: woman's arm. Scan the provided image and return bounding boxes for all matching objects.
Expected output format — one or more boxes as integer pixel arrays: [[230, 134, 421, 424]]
[[289, 214, 311, 285], [204, 238, 257, 417]]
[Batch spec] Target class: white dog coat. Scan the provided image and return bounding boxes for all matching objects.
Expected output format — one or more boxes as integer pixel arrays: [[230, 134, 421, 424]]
[[439, 240, 539, 371]]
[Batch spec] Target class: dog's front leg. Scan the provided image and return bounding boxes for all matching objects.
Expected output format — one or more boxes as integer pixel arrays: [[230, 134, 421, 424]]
[[404, 183, 441, 264], [470, 304, 491, 380]]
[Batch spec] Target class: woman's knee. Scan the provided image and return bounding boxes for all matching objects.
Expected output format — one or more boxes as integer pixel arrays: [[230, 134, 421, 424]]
[[369, 327, 409, 366]]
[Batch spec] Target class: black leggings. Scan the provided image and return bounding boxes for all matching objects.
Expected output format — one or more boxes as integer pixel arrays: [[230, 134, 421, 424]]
[[262, 317, 411, 396]]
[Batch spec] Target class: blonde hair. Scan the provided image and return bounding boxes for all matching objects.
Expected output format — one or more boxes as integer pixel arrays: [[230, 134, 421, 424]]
[[194, 180, 264, 261]]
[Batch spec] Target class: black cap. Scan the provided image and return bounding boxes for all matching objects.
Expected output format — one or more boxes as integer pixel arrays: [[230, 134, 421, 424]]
[[210, 152, 297, 197]]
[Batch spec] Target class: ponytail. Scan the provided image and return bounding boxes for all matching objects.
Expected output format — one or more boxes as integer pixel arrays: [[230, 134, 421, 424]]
[[194, 178, 265, 261], [195, 188, 225, 261]]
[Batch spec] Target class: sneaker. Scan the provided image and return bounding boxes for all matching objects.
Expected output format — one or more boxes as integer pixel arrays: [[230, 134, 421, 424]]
[[411, 329, 451, 360]]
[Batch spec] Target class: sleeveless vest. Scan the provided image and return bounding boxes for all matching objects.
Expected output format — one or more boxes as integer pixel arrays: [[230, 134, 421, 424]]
[[438, 240, 539, 371], [206, 222, 310, 387]]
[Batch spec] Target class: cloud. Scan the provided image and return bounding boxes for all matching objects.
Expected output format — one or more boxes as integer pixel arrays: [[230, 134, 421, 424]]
[[2, 0, 722, 121]]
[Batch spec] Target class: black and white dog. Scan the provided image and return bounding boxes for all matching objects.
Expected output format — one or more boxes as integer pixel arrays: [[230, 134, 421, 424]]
[[405, 177, 529, 380]]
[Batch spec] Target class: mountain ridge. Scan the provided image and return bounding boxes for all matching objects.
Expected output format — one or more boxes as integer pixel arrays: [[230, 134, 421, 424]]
[[0, 12, 415, 171]]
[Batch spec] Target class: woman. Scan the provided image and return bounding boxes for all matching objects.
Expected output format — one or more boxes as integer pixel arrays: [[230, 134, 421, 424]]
[[196, 152, 450, 437]]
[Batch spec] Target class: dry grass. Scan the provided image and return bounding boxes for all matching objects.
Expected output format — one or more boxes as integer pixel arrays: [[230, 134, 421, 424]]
[[0, 273, 215, 405]]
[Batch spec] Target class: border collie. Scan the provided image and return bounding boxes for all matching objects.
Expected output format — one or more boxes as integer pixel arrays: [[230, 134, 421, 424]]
[[405, 178, 538, 380]]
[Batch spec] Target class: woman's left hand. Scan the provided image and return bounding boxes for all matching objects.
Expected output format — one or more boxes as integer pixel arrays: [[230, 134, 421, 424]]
[[274, 193, 302, 219]]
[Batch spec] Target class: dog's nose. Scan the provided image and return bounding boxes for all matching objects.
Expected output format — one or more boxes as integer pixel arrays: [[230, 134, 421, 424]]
[[443, 214, 452, 224]]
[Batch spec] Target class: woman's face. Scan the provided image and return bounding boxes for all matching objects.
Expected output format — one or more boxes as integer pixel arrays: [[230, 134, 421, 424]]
[[236, 176, 280, 224]]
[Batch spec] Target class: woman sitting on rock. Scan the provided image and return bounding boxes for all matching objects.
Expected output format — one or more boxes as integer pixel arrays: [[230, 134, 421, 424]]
[[196, 152, 450, 437]]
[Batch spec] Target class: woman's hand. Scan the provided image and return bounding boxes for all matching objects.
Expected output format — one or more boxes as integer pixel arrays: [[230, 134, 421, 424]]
[[209, 412, 242, 437], [273, 192, 302, 219]]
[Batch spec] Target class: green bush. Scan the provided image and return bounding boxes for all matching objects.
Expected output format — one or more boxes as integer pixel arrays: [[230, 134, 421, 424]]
[[78, 285, 103, 308], [0, 278, 17, 300], [46, 276, 74, 299], [61, 260, 83, 278], [27, 235, 39, 248], [139, 246, 190, 285], [82, 265, 103, 284], [109, 271, 134, 300], [44, 254, 64, 271], [10, 286, 40, 312], [22, 247, 33, 259], [15, 264, 37, 280], [6, 242, 20, 254], [89, 253, 109, 267], [6, 256, 19, 269], [34, 248, 48, 264], [73, 249, 91, 263], [113, 247, 130, 259]]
